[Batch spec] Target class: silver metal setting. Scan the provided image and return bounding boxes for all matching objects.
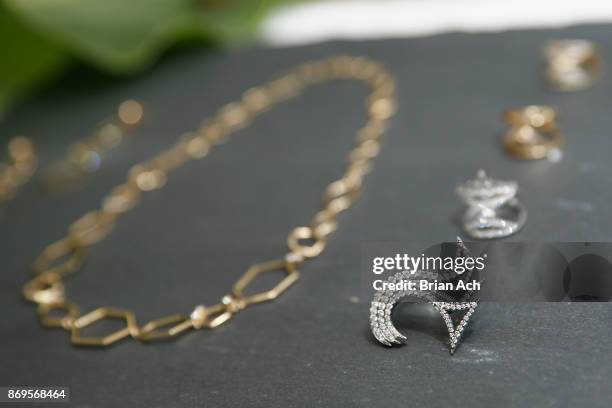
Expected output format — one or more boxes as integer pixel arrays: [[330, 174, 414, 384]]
[[457, 170, 527, 239], [369, 237, 480, 354]]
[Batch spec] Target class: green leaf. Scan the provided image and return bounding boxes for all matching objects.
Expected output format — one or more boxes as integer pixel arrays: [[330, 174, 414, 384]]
[[0, 0, 297, 118], [2, 0, 293, 74], [0, 5, 68, 118]]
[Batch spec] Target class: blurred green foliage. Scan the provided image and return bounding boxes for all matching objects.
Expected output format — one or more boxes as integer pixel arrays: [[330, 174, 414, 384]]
[[0, 0, 295, 118]]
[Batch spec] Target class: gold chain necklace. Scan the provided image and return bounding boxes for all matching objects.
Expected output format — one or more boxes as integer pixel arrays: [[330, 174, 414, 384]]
[[1, 100, 143, 202], [22, 56, 396, 346], [0, 137, 37, 204]]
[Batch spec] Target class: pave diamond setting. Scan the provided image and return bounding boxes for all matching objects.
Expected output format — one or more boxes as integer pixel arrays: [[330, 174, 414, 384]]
[[457, 170, 527, 239], [369, 237, 480, 354], [432, 301, 477, 354]]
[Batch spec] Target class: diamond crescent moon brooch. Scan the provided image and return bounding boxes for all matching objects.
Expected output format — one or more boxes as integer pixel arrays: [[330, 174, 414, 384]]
[[369, 237, 481, 354]]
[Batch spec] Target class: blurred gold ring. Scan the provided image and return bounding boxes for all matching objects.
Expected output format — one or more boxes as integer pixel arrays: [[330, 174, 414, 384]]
[[503, 124, 564, 160], [503, 105, 564, 160], [504, 105, 557, 129], [545, 39, 602, 91]]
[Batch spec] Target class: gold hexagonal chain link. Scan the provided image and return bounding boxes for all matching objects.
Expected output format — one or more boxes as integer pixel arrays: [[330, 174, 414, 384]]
[[23, 56, 397, 346]]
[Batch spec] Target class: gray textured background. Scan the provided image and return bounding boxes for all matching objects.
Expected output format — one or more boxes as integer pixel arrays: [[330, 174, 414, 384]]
[[1, 23, 612, 407]]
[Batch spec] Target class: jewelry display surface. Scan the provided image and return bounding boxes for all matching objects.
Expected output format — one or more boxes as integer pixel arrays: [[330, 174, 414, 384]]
[[1, 23, 611, 408]]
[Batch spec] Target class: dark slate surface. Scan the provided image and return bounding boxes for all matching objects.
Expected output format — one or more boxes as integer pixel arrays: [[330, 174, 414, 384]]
[[1, 23, 612, 408]]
